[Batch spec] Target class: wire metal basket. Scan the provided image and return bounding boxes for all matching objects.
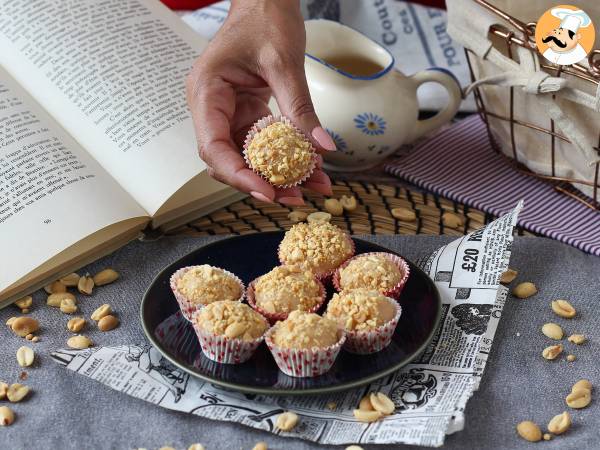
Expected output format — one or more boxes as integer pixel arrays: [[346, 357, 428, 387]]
[[464, 0, 600, 210]]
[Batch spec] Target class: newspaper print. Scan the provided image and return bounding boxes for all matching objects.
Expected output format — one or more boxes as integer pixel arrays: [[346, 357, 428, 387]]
[[52, 202, 522, 447]]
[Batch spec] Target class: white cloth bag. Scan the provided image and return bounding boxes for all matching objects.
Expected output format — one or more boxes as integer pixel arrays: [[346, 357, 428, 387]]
[[446, 0, 600, 199]]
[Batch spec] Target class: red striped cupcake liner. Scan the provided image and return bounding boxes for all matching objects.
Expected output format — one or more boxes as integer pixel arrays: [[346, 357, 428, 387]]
[[277, 232, 356, 282], [243, 115, 317, 189], [341, 297, 402, 354], [265, 327, 346, 377], [246, 273, 326, 324], [191, 310, 268, 364], [169, 266, 245, 322], [333, 252, 410, 299]]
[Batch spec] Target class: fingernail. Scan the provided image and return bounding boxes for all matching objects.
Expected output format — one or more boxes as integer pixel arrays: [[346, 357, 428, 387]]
[[311, 126, 337, 151], [250, 191, 273, 203], [278, 196, 305, 206]]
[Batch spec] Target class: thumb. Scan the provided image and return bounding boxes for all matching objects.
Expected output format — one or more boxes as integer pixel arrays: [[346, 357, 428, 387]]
[[266, 65, 336, 152]]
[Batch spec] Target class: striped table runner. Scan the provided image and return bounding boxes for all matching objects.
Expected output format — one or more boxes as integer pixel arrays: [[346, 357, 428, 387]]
[[385, 115, 600, 256]]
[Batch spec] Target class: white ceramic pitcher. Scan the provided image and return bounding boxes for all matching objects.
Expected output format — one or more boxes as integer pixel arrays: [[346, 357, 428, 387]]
[[304, 20, 462, 171]]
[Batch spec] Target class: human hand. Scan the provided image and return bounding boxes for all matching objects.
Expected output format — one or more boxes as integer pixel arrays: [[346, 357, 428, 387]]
[[186, 0, 336, 206]]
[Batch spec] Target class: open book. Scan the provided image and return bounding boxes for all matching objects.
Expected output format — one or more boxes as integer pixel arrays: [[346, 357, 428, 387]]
[[0, 0, 242, 307]]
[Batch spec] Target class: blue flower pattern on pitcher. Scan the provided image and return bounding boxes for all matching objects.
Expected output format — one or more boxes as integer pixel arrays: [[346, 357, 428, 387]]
[[326, 128, 351, 154], [354, 112, 386, 136]]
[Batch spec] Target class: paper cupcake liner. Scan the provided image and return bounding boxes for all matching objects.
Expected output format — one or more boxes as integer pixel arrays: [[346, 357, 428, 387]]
[[333, 252, 410, 299], [342, 297, 402, 354], [242, 115, 317, 189], [191, 310, 268, 364], [246, 273, 326, 324], [169, 266, 245, 322], [277, 233, 356, 282], [265, 327, 346, 377]]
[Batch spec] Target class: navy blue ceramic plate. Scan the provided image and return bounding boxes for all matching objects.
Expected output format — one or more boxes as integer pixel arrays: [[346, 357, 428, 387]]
[[140, 232, 442, 395]]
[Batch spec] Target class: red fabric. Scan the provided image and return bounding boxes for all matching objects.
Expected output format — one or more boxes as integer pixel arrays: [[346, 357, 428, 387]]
[[161, 0, 446, 11]]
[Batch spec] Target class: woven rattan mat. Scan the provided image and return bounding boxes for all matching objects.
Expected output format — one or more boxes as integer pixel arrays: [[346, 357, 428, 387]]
[[167, 180, 531, 237]]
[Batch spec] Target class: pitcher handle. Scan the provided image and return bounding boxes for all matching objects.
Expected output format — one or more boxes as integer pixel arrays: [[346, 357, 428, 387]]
[[408, 68, 462, 141]]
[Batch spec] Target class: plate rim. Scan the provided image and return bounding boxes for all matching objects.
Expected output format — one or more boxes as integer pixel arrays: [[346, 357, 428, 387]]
[[140, 232, 442, 396]]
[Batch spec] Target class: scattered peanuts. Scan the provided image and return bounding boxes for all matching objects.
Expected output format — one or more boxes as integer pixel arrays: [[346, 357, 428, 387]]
[[369, 392, 395, 415], [568, 334, 586, 345], [44, 280, 66, 294], [47, 292, 76, 308], [512, 282, 537, 299], [516, 421, 542, 442], [16, 346, 34, 367], [14, 296, 32, 311], [288, 210, 307, 223], [67, 317, 86, 333], [499, 268, 518, 284], [547, 411, 571, 435], [0, 406, 14, 426], [567, 354, 576, 362], [324, 198, 344, 216], [0, 382, 8, 400], [326, 401, 337, 411], [187, 444, 206, 450], [78, 273, 94, 295], [11, 317, 39, 338], [340, 195, 357, 211], [390, 207, 416, 222], [541, 323, 564, 340], [91, 304, 112, 321], [93, 268, 119, 286], [566, 388, 591, 409], [98, 315, 119, 332], [358, 395, 374, 411], [543, 433, 552, 441], [60, 298, 78, 314], [7, 383, 30, 403], [442, 211, 464, 229], [59, 272, 80, 287], [276, 411, 299, 431], [25, 334, 33, 341], [251, 442, 267, 450], [307, 211, 332, 223], [542, 344, 563, 360], [67, 335, 93, 349], [31, 336, 39, 343], [353, 409, 382, 423], [551, 300, 576, 318]]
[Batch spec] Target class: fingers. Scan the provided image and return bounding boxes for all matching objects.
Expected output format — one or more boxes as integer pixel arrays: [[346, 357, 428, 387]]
[[274, 186, 305, 206], [265, 64, 337, 153], [303, 169, 333, 196], [187, 74, 275, 201]]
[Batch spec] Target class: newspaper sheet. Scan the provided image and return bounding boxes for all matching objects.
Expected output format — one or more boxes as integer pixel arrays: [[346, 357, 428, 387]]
[[180, 0, 476, 111], [52, 202, 522, 447]]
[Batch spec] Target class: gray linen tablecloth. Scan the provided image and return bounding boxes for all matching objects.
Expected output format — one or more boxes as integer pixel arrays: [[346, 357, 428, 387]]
[[1, 235, 598, 450]]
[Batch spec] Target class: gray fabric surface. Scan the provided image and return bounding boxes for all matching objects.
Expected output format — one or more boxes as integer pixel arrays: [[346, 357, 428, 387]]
[[1, 235, 598, 450]]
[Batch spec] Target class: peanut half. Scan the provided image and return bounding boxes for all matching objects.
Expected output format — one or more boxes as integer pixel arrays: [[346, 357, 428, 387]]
[[541, 323, 563, 340], [91, 304, 112, 321], [47, 292, 76, 308], [516, 421, 542, 442], [67, 317, 86, 333], [568, 334, 586, 345], [78, 274, 94, 295], [567, 354, 576, 362], [60, 298, 78, 314], [187, 445, 206, 450], [224, 322, 245, 339], [288, 210, 307, 223], [98, 315, 119, 332], [547, 411, 571, 435], [324, 198, 344, 216], [44, 280, 66, 294], [353, 409, 382, 423], [358, 395, 374, 411], [442, 212, 464, 229], [251, 443, 267, 450], [276, 411, 299, 431], [566, 389, 591, 409], [340, 195, 357, 212], [0, 406, 14, 426], [16, 346, 34, 367], [0, 382, 7, 400], [67, 335, 93, 349], [390, 207, 416, 222], [93, 268, 119, 286], [499, 268, 518, 284], [15, 296, 32, 310], [7, 383, 30, 403], [572, 379, 592, 392], [369, 392, 395, 415], [345, 446, 364, 450], [512, 282, 537, 299], [59, 272, 80, 287], [542, 344, 563, 360], [11, 317, 39, 337], [551, 300, 576, 318], [307, 211, 332, 223]]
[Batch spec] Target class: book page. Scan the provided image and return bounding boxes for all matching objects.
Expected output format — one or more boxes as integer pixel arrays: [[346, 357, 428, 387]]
[[0, 0, 218, 217], [0, 67, 147, 294]]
